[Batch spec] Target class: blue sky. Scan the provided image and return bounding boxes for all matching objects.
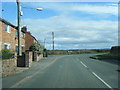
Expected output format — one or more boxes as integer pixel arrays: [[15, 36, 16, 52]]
[[1, 1, 118, 50]]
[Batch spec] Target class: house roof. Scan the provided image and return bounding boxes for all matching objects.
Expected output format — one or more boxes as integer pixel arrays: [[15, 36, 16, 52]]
[[0, 17, 17, 28], [0, 17, 25, 33], [26, 31, 38, 42]]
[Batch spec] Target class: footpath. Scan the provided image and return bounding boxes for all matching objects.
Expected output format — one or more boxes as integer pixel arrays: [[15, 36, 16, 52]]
[[2, 55, 57, 88]]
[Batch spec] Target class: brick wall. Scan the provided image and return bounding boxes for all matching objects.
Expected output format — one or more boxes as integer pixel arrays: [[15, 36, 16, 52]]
[[25, 32, 37, 51], [0, 20, 25, 52], [37, 54, 43, 61], [1, 22, 16, 52]]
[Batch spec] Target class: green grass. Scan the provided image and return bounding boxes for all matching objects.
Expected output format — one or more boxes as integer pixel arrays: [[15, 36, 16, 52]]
[[90, 53, 120, 60]]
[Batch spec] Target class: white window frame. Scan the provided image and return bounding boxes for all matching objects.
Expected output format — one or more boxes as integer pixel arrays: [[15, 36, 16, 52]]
[[4, 43, 10, 49], [5, 24, 10, 33]]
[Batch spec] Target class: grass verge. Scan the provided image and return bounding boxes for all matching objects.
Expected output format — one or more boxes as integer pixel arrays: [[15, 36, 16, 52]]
[[90, 53, 120, 60]]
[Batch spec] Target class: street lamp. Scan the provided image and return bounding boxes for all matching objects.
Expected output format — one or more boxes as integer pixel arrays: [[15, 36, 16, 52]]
[[37, 8, 43, 11], [21, 7, 43, 11], [16, 0, 43, 56]]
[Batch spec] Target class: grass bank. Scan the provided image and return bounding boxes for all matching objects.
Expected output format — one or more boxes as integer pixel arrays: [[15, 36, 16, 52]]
[[90, 53, 120, 60]]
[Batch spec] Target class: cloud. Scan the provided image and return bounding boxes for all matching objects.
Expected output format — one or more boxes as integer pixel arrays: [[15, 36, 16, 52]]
[[24, 2, 118, 16], [18, 2, 118, 49], [21, 14, 118, 49], [71, 4, 118, 16]]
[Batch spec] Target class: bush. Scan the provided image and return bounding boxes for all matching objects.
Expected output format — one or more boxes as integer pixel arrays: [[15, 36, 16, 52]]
[[0, 49, 14, 60], [29, 42, 44, 54]]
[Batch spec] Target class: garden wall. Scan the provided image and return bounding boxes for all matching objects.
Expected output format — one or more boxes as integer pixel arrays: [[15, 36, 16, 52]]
[[2, 58, 17, 77], [37, 54, 43, 61], [32, 52, 43, 62], [25, 51, 32, 67]]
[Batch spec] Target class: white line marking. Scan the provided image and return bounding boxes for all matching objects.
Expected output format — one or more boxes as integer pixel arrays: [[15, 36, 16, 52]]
[[92, 72, 113, 90], [80, 61, 88, 68]]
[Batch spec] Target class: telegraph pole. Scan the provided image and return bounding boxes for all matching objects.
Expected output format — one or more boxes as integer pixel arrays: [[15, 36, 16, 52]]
[[16, 0, 43, 56], [16, 0, 22, 56], [44, 38, 46, 48], [52, 32, 54, 52]]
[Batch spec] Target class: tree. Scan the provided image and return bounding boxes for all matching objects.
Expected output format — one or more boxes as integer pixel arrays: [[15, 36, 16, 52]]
[[29, 42, 44, 54]]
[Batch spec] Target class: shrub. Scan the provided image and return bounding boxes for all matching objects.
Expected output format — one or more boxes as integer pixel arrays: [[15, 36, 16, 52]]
[[0, 49, 14, 60], [29, 42, 44, 54]]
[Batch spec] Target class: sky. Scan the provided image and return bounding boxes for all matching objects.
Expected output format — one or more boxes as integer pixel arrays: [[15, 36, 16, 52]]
[[1, 1, 119, 50]]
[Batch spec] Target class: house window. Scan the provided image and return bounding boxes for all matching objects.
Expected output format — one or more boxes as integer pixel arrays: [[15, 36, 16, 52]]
[[16, 30, 18, 36], [4, 44, 10, 49], [16, 46, 18, 51], [22, 33, 25, 38], [16, 46, 24, 51], [4, 24, 10, 33], [22, 46, 24, 50]]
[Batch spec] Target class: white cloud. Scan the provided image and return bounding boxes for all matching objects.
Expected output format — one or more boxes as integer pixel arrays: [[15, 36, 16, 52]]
[[21, 14, 118, 49], [71, 4, 118, 16], [25, 2, 118, 16], [19, 2, 118, 49]]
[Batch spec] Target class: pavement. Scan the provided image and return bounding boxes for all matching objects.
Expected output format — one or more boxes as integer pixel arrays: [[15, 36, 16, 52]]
[[2, 54, 119, 89]]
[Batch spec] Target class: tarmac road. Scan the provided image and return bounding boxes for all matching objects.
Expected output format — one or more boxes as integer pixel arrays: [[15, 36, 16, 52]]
[[2, 54, 119, 89]]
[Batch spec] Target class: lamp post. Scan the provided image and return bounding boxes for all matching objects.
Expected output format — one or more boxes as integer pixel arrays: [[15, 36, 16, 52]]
[[16, 0, 43, 56], [16, 0, 22, 56], [21, 7, 43, 11]]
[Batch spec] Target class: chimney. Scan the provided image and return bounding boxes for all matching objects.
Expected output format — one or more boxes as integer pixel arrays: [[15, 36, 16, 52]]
[[21, 26, 27, 33]]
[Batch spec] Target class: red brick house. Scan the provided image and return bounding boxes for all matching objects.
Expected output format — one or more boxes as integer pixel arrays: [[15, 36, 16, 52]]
[[0, 17, 25, 52], [20, 26, 39, 51], [25, 31, 38, 51]]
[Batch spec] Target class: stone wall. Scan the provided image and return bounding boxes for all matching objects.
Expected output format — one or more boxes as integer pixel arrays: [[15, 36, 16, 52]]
[[2, 58, 17, 77], [37, 54, 43, 61], [25, 51, 32, 67], [32, 52, 37, 61]]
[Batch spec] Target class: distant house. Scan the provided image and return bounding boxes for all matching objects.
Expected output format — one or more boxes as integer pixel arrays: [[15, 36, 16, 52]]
[[0, 17, 25, 52], [21, 26, 38, 51]]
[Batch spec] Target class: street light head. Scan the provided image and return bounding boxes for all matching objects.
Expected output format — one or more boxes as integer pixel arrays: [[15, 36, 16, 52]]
[[37, 8, 43, 11]]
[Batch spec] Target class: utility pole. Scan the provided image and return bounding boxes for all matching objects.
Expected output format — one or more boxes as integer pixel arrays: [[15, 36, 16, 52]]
[[16, 0, 22, 56], [44, 38, 46, 48], [52, 32, 54, 51]]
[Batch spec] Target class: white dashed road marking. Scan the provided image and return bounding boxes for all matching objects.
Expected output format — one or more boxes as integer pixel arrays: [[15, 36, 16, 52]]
[[80, 61, 113, 90], [80, 61, 88, 68], [92, 72, 113, 90]]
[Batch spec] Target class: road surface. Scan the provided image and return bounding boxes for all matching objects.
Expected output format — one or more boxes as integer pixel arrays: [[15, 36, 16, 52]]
[[2, 54, 119, 89]]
